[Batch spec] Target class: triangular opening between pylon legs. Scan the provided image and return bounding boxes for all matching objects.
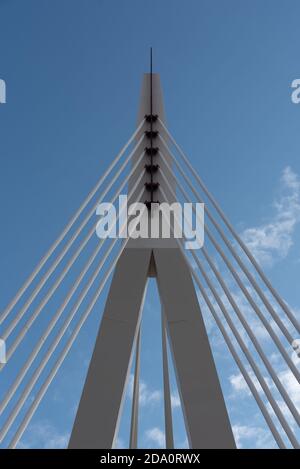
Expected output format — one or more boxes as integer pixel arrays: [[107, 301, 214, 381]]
[[115, 273, 188, 449]]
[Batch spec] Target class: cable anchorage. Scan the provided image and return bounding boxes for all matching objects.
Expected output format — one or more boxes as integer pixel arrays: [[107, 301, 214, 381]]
[[145, 164, 159, 173], [145, 147, 159, 156], [145, 114, 158, 123]]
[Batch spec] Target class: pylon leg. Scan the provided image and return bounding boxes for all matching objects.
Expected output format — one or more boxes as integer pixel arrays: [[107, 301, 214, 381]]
[[69, 247, 235, 449], [161, 307, 174, 449], [68, 248, 151, 449], [153, 248, 236, 449]]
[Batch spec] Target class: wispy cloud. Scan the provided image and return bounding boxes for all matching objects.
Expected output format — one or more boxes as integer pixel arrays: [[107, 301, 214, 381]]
[[229, 372, 251, 396], [171, 390, 181, 409], [114, 436, 126, 449], [18, 420, 68, 449], [127, 374, 162, 407], [229, 364, 300, 446], [229, 369, 273, 399], [145, 427, 165, 448], [232, 424, 275, 449], [241, 166, 300, 267], [278, 369, 300, 413], [197, 263, 300, 448]]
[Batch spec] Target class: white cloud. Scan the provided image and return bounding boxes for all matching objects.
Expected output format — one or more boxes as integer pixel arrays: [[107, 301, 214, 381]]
[[145, 427, 165, 448], [18, 420, 68, 449], [278, 369, 300, 413], [171, 391, 181, 409], [229, 373, 251, 395], [114, 436, 126, 449], [229, 366, 300, 446], [241, 166, 300, 267], [185, 167, 300, 449], [127, 374, 162, 407], [232, 424, 275, 449], [229, 369, 273, 399]]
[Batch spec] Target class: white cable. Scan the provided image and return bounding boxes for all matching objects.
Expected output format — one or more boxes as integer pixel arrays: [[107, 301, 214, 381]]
[[0, 175, 145, 415], [160, 168, 300, 423], [190, 250, 299, 448], [161, 308, 174, 449], [129, 328, 141, 449], [1, 192, 145, 443], [6, 199, 145, 448], [8, 235, 130, 449], [159, 135, 299, 342], [0, 119, 145, 325], [159, 185, 299, 448], [159, 155, 300, 384], [186, 259, 287, 448], [158, 118, 300, 334], [2, 135, 145, 341], [0, 152, 145, 367]]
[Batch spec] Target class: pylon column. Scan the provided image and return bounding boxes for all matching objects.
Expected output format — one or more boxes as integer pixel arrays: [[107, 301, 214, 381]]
[[69, 73, 235, 449]]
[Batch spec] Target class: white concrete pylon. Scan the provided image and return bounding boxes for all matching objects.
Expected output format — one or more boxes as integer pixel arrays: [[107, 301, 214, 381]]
[[68, 74, 235, 449]]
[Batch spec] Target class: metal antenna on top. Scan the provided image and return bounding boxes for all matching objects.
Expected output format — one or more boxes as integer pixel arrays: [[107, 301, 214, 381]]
[[144, 47, 159, 210], [150, 47, 154, 203]]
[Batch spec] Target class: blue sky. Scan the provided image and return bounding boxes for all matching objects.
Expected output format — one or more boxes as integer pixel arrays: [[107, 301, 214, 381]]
[[0, 0, 300, 449]]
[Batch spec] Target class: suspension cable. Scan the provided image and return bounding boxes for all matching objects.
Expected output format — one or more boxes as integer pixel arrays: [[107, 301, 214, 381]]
[[0, 195, 144, 443], [7, 235, 131, 449], [0, 119, 145, 325], [189, 247, 299, 448], [129, 328, 141, 449], [1, 189, 145, 444], [159, 136, 299, 343], [159, 156, 300, 384], [158, 189, 287, 448], [0, 176, 145, 415], [158, 119, 300, 335], [2, 135, 145, 342], [1, 153, 145, 368], [159, 185, 299, 448], [160, 168, 300, 419]]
